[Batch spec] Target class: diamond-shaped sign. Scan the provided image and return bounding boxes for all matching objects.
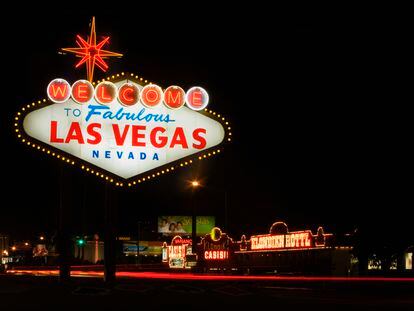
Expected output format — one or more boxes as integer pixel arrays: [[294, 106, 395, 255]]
[[15, 73, 231, 187]]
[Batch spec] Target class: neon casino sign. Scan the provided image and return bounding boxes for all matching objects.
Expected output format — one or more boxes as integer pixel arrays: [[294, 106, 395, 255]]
[[250, 231, 313, 250], [15, 17, 231, 187], [167, 236, 192, 269], [249, 222, 331, 251], [204, 250, 229, 260], [201, 227, 232, 261]]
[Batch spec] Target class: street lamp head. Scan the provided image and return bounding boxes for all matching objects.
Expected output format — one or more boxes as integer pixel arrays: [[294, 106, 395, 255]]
[[191, 180, 200, 187], [39, 236, 44, 240]]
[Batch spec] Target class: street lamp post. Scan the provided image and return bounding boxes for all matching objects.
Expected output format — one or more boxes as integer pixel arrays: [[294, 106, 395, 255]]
[[136, 221, 142, 265], [224, 191, 228, 232], [190, 181, 199, 252], [203, 185, 228, 232]]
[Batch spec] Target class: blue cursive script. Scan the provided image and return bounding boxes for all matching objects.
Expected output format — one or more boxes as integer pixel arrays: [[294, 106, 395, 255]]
[[85, 105, 175, 123]]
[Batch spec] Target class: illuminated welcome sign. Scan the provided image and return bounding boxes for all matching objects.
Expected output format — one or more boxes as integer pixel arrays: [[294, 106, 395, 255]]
[[16, 73, 231, 186]]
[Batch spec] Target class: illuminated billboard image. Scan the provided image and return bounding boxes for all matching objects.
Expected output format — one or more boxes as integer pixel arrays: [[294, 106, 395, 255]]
[[158, 216, 215, 236]]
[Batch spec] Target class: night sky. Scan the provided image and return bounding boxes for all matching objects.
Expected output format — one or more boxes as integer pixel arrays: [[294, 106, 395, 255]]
[[0, 10, 411, 247]]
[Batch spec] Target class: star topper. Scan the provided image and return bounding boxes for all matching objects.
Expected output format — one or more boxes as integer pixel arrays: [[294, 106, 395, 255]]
[[61, 16, 123, 82]]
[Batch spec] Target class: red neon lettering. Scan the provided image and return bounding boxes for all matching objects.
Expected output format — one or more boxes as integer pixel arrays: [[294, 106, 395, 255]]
[[170, 127, 188, 148], [121, 87, 134, 103], [192, 128, 207, 149], [65, 122, 84, 144], [50, 121, 64, 143], [141, 85, 162, 107], [118, 84, 139, 106], [150, 127, 168, 148], [132, 125, 146, 147], [95, 82, 116, 104], [87, 123, 102, 144], [51, 84, 68, 98], [48, 80, 71, 103], [166, 90, 181, 103], [99, 85, 112, 101], [190, 90, 203, 107], [71, 80, 93, 104], [76, 84, 88, 99], [112, 124, 130, 146], [145, 90, 159, 103], [164, 87, 185, 109], [204, 250, 228, 260]]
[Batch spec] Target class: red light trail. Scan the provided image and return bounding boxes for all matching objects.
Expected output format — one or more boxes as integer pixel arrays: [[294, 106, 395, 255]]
[[6, 270, 414, 282]]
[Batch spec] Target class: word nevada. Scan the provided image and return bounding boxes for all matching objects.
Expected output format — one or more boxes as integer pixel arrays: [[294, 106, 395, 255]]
[[47, 78, 209, 111]]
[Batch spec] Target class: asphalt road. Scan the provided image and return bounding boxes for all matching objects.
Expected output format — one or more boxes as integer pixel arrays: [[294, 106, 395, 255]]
[[1, 274, 413, 311]]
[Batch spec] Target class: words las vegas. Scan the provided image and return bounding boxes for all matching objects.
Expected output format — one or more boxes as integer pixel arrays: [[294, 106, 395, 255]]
[[46, 78, 210, 161]]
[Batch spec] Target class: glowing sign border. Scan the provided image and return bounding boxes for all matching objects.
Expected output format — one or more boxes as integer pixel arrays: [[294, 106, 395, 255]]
[[14, 72, 232, 187]]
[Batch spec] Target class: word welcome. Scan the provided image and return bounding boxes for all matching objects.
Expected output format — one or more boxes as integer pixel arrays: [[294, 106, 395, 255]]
[[47, 79, 209, 111]]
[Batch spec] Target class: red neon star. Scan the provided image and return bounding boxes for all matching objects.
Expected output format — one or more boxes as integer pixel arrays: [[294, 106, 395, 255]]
[[62, 17, 123, 82]]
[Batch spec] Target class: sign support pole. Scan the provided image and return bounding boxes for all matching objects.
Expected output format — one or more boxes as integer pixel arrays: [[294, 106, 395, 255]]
[[58, 163, 71, 282], [104, 182, 116, 286], [224, 191, 228, 232], [191, 190, 197, 251]]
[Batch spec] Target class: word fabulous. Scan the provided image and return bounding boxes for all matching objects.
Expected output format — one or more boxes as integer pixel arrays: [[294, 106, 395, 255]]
[[47, 78, 209, 111]]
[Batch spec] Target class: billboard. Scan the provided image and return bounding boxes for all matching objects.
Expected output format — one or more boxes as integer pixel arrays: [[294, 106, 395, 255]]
[[158, 216, 215, 236], [123, 241, 163, 256]]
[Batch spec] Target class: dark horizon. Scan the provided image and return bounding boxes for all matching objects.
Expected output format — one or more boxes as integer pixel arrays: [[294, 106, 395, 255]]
[[1, 12, 411, 249]]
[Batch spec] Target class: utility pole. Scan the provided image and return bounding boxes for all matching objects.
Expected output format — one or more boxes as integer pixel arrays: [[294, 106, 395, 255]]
[[192, 192, 197, 250], [190, 180, 200, 251], [58, 163, 71, 282], [224, 191, 228, 232], [136, 221, 141, 265], [104, 183, 116, 286]]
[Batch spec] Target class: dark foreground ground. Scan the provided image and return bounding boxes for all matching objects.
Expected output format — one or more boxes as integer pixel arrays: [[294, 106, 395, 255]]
[[1, 273, 414, 311]]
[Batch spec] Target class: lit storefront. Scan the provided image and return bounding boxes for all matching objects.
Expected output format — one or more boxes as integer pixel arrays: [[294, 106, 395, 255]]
[[197, 227, 234, 271], [234, 222, 353, 276], [164, 221, 354, 275]]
